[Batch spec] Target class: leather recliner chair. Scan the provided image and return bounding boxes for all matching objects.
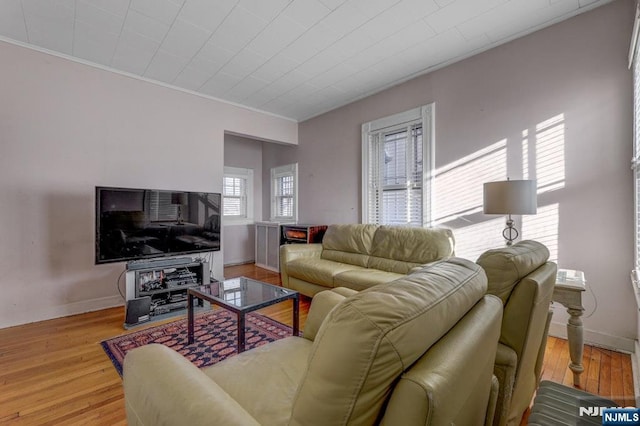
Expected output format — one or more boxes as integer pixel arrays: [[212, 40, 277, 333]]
[[123, 258, 503, 426], [476, 240, 557, 426]]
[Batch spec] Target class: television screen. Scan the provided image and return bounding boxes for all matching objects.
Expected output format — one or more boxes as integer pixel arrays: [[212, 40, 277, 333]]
[[95, 186, 221, 264]]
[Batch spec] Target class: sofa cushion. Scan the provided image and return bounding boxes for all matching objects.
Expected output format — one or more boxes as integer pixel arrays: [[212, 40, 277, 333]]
[[368, 226, 455, 273], [289, 257, 487, 426], [203, 337, 313, 426], [476, 240, 550, 304], [333, 269, 404, 291], [287, 258, 364, 288], [321, 224, 378, 267]]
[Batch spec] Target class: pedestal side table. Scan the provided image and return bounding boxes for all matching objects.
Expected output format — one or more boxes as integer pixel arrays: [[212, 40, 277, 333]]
[[552, 269, 586, 387]]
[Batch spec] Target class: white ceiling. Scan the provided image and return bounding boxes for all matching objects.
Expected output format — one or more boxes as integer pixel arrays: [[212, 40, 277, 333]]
[[0, 0, 612, 121]]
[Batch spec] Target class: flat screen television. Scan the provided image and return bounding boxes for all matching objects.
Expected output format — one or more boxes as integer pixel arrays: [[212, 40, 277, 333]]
[[95, 186, 221, 264]]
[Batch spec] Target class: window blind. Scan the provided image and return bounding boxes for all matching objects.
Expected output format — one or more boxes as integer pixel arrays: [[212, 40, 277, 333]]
[[366, 123, 423, 226], [223, 176, 246, 217]]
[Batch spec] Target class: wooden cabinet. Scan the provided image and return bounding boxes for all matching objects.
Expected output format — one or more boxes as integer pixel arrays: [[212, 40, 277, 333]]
[[281, 224, 327, 244]]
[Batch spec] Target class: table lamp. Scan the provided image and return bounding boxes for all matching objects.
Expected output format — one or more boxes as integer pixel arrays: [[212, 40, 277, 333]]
[[483, 179, 537, 245]]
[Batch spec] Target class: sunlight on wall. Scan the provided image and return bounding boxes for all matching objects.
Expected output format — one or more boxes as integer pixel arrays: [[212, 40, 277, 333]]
[[432, 140, 507, 224], [521, 203, 560, 263], [431, 113, 565, 262], [453, 217, 506, 261], [523, 114, 566, 194]]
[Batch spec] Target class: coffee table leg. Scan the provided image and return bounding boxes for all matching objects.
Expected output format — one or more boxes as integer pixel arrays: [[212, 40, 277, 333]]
[[187, 292, 195, 345], [238, 312, 245, 353], [292, 295, 299, 337]]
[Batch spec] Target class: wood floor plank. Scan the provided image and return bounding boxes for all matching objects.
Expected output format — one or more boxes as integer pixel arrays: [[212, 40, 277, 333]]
[[0, 264, 634, 425]]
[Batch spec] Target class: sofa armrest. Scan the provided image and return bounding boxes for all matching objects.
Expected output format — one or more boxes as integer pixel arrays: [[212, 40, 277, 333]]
[[303, 289, 351, 341], [280, 243, 323, 288], [124, 344, 260, 426]]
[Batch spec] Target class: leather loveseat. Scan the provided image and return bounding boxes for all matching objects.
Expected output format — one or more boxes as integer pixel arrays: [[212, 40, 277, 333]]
[[280, 224, 455, 297], [123, 258, 503, 426]]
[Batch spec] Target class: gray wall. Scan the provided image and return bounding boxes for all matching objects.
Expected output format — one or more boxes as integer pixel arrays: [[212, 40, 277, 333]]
[[263, 1, 636, 348]]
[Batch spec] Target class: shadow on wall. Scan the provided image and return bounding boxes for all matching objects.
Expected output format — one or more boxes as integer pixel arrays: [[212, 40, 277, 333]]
[[47, 190, 97, 276]]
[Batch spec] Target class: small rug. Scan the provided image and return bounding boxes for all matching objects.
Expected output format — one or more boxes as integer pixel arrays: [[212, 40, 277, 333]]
[[101, 309, 293, 377]]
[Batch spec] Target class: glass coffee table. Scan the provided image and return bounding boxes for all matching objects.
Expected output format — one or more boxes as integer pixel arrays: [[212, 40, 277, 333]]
[[187, 277, 299, 352]]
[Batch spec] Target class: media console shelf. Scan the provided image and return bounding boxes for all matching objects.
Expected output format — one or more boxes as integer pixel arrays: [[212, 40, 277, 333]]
[[124, 259, 209, 328]]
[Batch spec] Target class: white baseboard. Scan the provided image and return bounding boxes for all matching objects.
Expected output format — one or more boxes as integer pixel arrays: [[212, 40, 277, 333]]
[[0, 295, 124, 329], [548, 321, 636, 353]]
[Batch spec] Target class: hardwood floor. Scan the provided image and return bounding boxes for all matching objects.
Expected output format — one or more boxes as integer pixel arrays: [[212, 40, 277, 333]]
[[0, 264, 633, 425]]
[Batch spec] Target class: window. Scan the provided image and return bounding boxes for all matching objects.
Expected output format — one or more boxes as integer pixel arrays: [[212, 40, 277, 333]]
[[148, 191, 179, 222], [632, 4, 640, 268], [223, 167, 254, 225], [362, 104, 434, 226], [270, 163, 298, 222]]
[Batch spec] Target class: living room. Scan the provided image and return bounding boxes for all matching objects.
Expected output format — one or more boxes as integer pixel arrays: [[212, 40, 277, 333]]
[[0, 0, 637, 424]]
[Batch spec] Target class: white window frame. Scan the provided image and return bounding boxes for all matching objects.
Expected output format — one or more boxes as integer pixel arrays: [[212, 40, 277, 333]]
[[361, 104, 435, 226], [631, 3, 640, 270], [270, 163, 298, 223], [222, 166, 254, 226]]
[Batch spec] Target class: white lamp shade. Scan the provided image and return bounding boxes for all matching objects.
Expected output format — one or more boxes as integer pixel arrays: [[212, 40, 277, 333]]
[[483, 180, 537, 215]]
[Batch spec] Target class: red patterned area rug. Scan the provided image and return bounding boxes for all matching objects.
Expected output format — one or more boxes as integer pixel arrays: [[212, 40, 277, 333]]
[[101, 309, 293, 377]]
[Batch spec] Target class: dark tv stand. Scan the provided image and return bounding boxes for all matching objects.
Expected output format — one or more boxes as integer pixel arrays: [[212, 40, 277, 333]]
[[124, 258, 210, 328]]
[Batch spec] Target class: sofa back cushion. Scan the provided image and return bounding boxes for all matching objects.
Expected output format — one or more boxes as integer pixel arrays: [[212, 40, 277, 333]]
[[476, 240, 550, 304], [321, 224, 378, 267], [368, 226, 455, 274], [289, 258, 487, 426]]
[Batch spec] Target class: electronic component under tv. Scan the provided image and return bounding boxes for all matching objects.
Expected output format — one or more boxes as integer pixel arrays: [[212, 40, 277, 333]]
[[95, 186, 221, 264]]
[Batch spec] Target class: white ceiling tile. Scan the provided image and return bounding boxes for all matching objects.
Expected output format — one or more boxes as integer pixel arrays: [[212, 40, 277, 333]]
[[318, 0, 348, 10], [219, 49, 268, 79], [252, 54, 300, 81], [0, 0, 27, 42], [194, 41, 236, 71], [123, 9, 170, 43], [111, 43, 157, 75], [81, 0, 130, 17], [76, 1, 125, 35], [425, 0, 509, 34], [21, 0, 74, 20], [224, 75, 270, 100], [130, 0, 181, 25], [144, 49, 190, 83], [283, 0, 332, 29], [173, 65, 212, 90], [73, 20, 119, 65], [246, 14, 307, 58], [397, 0, 440, 19], [485, 0, 579, 42], [208, 5, 269, 52], [178, 0, 237, 33], [237, 0, 290, 22], [294, 46, 351, 77], [321, 3, 370, 38], [348, 0, 402, 19], [24, 14, 74, 54], [331, 29, 375, 57], [307, 62, 357, 88], [200, 72, 243, 97], [160, 18, 211, 59]]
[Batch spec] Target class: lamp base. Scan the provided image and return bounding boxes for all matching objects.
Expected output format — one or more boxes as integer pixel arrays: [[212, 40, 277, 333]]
[[502, 216, 519, 246]]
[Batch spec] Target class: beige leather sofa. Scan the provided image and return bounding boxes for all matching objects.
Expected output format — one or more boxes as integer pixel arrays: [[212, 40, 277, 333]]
[[476, 240, 557, 426], [280, 224, 455, 297], [124, 258, 503, 426]]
